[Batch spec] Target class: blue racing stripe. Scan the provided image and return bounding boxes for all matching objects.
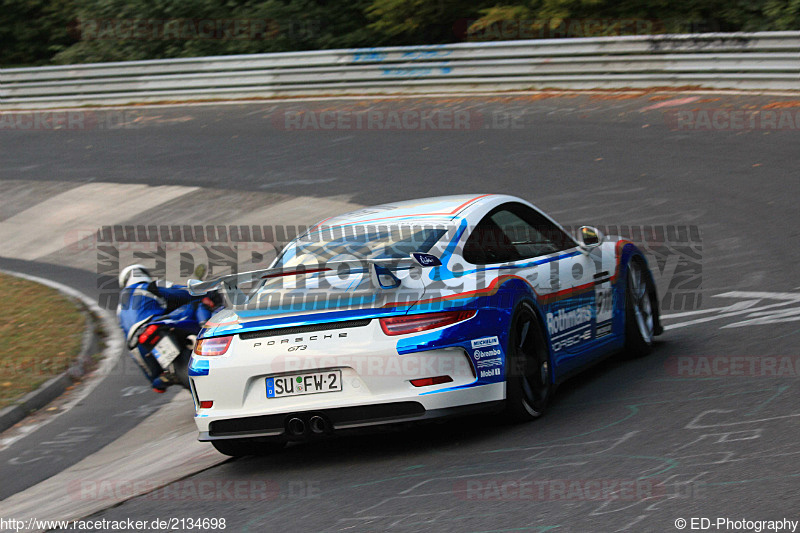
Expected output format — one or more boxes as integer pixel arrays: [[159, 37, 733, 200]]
[[188, 358, 210, 377]]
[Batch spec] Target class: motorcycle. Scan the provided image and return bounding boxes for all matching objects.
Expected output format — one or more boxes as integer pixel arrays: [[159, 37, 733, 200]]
[[125, 298, 216, 390]]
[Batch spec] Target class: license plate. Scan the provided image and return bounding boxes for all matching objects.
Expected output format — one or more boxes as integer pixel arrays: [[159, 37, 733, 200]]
[[266, 370, 342, 398], [152, 336, 181, 369]]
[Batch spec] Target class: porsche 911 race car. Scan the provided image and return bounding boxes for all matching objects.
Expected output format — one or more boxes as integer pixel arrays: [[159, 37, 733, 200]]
[[186, 194, 662, 456]]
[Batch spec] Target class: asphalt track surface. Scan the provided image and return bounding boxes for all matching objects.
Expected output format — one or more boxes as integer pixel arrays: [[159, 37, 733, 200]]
[[1, 93, 799, 532]]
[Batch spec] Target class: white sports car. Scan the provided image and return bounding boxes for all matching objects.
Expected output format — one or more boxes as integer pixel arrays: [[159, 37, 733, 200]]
[[187, 195, 662, 456]]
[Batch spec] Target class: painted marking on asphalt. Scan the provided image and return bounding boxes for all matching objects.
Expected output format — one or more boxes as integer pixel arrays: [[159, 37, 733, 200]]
[[670, 429, 762, 453], [113, 403, 162, 418], [746, 385, 789, 416], [723, 306, 800, 327], [661, 291, 800, 330], [686, 409, 800, 429], [7, 426, 98, 466], [0, 182, 197, 261], [716, 291, 800, 301], [660, 299, 761, 319], [120, 386, 151, 397]]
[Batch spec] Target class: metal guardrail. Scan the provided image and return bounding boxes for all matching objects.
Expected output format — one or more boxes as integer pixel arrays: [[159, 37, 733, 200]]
[[1, 32, 798, 107]]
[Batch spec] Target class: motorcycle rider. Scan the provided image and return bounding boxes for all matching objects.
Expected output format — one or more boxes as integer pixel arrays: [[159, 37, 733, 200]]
[[117, 264, 217, 393]]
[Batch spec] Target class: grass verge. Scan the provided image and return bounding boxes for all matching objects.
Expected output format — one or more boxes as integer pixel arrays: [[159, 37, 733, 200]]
[[0, 272, 85, 409]]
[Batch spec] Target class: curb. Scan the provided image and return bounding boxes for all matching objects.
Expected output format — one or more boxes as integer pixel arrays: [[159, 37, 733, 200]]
[[0, 279, 101, 433]]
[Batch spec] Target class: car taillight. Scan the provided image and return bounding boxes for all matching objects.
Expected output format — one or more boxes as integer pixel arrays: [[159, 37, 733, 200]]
[[194, 335, 233, 356], [138, 324, 161, 345], [199, 400, 214, 409], [379, 310, 476, 336]]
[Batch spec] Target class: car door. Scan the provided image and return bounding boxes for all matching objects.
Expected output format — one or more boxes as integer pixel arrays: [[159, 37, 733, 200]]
[[463, 202, 600, 374]]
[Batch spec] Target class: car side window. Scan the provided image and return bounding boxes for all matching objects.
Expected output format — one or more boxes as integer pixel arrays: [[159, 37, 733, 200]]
[[463, 203, 575, 264]]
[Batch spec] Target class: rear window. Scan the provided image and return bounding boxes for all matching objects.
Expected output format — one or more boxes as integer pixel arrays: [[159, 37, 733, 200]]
[[274, 225, 447, 268]]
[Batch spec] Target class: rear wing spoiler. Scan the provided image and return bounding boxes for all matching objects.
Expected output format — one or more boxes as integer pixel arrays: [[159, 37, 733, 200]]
[[186, 252, 442, 297]]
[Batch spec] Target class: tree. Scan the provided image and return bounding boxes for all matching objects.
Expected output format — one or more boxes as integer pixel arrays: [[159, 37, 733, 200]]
[[0, 0, 76, 66], [52, 0, 378, 65], [366, 0, 495, 45], [1, 0, 797, 66]]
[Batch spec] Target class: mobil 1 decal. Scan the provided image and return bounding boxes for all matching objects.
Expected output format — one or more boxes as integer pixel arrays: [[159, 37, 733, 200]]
[[547, 294, 593, 353], [470, 336, 503, 381], [594, 280, 614, 338]]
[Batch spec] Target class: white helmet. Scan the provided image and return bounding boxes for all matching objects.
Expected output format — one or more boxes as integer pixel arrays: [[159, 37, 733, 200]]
[[118, 264, 153, 288]]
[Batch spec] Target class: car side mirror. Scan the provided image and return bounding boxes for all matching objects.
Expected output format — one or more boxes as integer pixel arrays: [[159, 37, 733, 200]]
[[577, 226, 604, 251], [187, 278, 205, 296]]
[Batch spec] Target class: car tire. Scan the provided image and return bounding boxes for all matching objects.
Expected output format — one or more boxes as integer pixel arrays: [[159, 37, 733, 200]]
[[624, 258, 657, 358], [172, 350, 191, 389], [211, 438, 286, 458], [504, 302, 553, 422]]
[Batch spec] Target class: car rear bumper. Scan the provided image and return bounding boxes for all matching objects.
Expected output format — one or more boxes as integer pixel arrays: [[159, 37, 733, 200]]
[[198, 389, 505, 441]]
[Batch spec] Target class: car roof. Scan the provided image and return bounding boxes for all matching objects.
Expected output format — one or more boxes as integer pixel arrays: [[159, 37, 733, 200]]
[[311, 194, 496, 230]]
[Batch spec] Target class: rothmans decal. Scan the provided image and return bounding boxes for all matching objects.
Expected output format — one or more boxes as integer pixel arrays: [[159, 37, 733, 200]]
[[546, 306, 593, 336]]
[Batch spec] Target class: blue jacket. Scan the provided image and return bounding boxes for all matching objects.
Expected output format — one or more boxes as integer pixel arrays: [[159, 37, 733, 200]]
[[117, 281, 196, 350]]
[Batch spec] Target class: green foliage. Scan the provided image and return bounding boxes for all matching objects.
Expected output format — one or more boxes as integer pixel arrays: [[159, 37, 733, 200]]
[[366, 0, 494, 44], [764, 0, 800, 29], [51, 0, 377, 64], [467, 0, 800, 39], [0, 0, 76, 66], [0, 0, 798, 67]]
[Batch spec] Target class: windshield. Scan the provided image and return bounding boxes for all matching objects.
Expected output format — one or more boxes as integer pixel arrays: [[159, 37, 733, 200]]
[[274, 224, 448, 268]]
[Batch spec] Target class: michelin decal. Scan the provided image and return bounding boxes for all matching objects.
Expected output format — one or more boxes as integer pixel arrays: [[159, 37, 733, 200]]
[[471, 336, 499, 349], [471, 336, 503, 380]]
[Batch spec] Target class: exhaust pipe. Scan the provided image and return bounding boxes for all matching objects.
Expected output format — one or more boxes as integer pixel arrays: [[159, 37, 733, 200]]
[[287, 417, 306, 436], [308, 415, 327, 435]]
